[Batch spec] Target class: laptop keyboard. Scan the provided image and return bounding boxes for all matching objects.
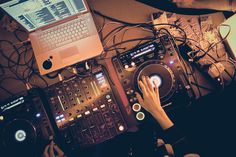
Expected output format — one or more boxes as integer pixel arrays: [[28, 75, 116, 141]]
[[38, 17, 90, 52]]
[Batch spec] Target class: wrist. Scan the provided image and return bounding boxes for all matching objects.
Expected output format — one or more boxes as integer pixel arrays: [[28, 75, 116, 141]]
[[232, 0, 236, 11], [152, 109, 174, 130]]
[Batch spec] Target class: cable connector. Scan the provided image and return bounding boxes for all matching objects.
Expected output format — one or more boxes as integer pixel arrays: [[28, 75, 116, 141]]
[[25, 83, 32, 90], [58, 73, 63, 81], [72, 67, 78, 75], [85, 61, 90, 70]]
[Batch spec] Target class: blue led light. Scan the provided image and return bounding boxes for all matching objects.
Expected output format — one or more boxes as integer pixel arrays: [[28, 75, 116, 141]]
[[169, 60, 174, 64], [36, 113, 41, 118]]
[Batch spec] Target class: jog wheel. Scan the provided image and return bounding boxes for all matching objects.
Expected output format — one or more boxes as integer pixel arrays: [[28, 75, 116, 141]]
[[2, 119, 37, 155], [134, 60, 177, 103]]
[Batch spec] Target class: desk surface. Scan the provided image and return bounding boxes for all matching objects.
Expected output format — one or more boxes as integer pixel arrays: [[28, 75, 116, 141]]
[[0, 0, 230, 100], [0, 1, 236, 157]]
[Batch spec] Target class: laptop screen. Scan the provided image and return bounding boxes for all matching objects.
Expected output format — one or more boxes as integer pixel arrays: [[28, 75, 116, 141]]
[[0, 0, 87, 32]]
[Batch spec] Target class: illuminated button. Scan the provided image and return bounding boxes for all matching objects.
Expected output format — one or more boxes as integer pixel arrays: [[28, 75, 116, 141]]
[[150, 75, 162, 88], [61, 118, 65, 121], [106, 95, 111, 99], [118, 125, 125, 131], [129, 98, 134, 103], [126, 90, 133, 95], [136, 112, 145, 121], [124, 65, 129, 69], [0, 115, 4, 121], [69, 118, 74, 121], [77, 114, 82, 118], [85, 111, 90, 115], [107, 99, 112, 102], [15, 130, 26, 142], [131, 62, 135, 66], [56, 116, 60, 120], [36, 113, 41, 118], [92, 107, 98, 112], [100, 104, 106, 108], [132, 103, 141, 112], [60, 114, 64, 118], [169, 60, 174, 65], [57, 120, 62, 123]]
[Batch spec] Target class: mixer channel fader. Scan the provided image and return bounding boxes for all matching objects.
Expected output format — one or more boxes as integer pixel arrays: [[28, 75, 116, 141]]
[[44, 66, 127, 149]]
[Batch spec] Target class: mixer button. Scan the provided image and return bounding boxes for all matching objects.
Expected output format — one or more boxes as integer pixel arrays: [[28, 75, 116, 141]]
[[100, 104, 106, 108], [118, 125, 125, 132], [131, 62, 135, 66], [129, 98, 134, 103], [92, 107, 98, 112], [77, 114, 82, 118], [69, 118, 74, 121], [106, 94, 111, 99], [85, 111, 91, 115]]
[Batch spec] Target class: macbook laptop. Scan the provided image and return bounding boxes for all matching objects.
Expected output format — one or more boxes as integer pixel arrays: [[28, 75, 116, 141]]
[[219, 14, 236, 60], [0, 0, 103, 75]]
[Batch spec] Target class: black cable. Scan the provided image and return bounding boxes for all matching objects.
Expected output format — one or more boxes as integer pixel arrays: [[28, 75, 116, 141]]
[[104, 36, 157, 51], [93, 10, 147, 26], [13, 28, 27, 42], [0, 40, 32, 67], [159, 28, 202, 97], [190, 81, 214, 92], [194, 24, 231, 61], [0, 86, 14, 96], [45, 73, 59, 79], [0, 64, 5, 77]]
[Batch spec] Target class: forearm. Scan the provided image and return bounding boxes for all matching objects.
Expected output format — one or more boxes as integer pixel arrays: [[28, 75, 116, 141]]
[[163, 125, 190, 157], [176, 0, 236, 12], [232, 0, 236, 11]]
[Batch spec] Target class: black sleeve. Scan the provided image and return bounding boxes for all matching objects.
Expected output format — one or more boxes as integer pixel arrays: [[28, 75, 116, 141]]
[[162, 125, 190, 157]]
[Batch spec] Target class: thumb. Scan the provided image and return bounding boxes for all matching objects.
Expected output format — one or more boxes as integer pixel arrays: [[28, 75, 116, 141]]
[[135, 92, 145, 107]]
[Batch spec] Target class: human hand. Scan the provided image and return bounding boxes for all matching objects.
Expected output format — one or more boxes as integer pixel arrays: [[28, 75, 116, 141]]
[[43, 141, 65, 157], [172, 0, 232, 11], [136, 75, 162, 115], [136, 76, 173, 130]]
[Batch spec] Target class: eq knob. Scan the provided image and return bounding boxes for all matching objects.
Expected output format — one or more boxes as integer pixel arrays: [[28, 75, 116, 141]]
[[132, 103, 141, 112], [136, 112, 145, 121]]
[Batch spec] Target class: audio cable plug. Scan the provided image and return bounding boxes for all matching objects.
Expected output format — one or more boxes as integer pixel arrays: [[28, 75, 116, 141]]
[[85, 61, 90, 70], [72, 67, 78, 75], [25, 82, 32, 90], [58, 73, 63, 81]]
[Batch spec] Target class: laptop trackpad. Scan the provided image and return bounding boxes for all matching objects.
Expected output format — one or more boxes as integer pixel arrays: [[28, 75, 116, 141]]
[[60, 46, 79, 63]]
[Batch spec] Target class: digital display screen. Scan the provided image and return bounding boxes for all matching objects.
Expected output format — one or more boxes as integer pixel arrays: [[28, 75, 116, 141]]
[[0, 96, 24, 112], [95, 72, 108, 88], [0, 0, 87, 32], [130, 43, 156, 59]]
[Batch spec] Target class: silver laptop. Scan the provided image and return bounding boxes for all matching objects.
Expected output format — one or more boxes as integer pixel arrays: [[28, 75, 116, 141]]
[[219, 14, 236, 60], [0, 0, 103, 75]]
